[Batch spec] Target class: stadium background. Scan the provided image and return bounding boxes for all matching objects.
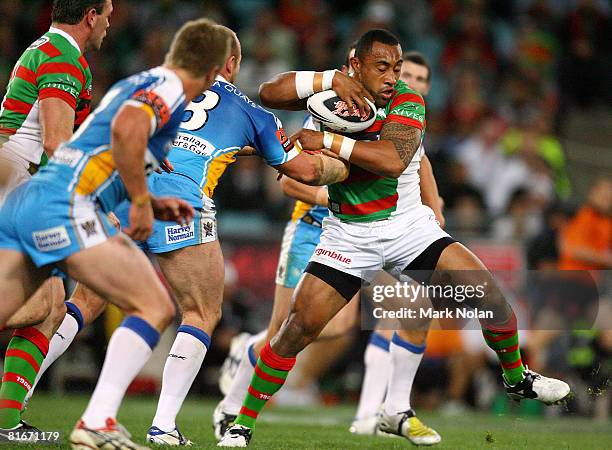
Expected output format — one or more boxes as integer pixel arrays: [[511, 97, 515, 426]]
[[1, 0, 610, 429]]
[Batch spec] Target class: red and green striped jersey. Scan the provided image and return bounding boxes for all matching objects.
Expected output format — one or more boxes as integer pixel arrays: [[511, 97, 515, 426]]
[[327, 79, 426, 222], [0, 27, 92, 164]]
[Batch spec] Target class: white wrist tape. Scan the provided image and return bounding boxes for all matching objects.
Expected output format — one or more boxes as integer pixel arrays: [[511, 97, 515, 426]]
[[339, 137, 355, 161], [323, 131, 355, 161], [322, 70, 336, 91], [323, 131, 334, 150], [295, 71, 315, 99]]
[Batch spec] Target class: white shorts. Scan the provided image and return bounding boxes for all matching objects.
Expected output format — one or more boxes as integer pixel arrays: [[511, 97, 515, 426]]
[[309, 204, 450, 282], [0, 144, 31, 207]]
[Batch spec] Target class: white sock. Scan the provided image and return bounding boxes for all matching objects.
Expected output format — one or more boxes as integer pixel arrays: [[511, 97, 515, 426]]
[[82, 317, 159, 428], [24, 314, 80, 405], [355, 332, 391, 420], [151, 325, 211, 432], [221, 330, 266, 415], [384, 333, 425, 415]]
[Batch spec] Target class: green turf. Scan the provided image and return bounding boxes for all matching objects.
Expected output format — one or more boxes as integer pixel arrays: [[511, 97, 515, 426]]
[[12, 394, 612, 449]]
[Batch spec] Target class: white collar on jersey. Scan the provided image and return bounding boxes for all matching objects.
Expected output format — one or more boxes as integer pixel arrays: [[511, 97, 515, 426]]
[[215, 74, 235, 86], [48, 26, 81, 53]]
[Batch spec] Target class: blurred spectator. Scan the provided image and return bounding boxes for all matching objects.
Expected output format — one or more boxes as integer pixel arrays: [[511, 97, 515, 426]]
[[492, 188, 542, 242], [558, 178, 612, 270], [501, 109, 570, 200], [526, 203, 572, 269], [241, 8, 298, 67]]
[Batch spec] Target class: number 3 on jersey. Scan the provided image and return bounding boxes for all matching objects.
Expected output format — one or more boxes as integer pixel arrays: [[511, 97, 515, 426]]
[[182, 90, 220, 131]]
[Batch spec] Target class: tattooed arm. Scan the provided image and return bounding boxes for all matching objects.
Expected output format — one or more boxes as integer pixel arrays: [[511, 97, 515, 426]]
[[290, 121, 422, 178]]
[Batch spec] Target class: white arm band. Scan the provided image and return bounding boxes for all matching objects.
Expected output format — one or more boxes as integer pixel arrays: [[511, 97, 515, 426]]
[[322, 70, 337, 91], [295, 71, 315, 99], [339, 137, 355, 161], [323, 131, 334, 149]]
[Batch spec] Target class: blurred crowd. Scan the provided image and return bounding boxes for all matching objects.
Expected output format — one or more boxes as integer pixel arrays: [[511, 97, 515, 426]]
[[1, 0, 610, 418]]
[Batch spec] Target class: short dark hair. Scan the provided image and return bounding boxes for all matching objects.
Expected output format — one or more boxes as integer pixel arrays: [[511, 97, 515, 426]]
[[52, 0, 105, 25], [402, 51, 431, 81], [355, 29, 400, 61]]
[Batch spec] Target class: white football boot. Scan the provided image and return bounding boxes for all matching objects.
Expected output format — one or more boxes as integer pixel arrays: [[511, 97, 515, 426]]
[[378, 409, 441, 445], [504, 366, 571, 405]]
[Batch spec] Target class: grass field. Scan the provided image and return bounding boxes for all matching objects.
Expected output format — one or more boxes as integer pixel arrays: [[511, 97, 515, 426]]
[[14, 394, 612, 449]]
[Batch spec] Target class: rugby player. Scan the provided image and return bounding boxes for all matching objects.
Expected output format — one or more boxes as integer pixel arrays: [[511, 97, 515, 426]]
[[137, 26, 347, 446], [350, 51, 444, 440], [0, 0, 113, 435], [213, 49, 444, 446], [0, 18, 229, 449], [219, 29, 570, 447]]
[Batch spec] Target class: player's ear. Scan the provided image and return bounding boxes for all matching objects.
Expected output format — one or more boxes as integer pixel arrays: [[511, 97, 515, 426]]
[[85, 7, 98, 29], [349, 56, 360, 75]]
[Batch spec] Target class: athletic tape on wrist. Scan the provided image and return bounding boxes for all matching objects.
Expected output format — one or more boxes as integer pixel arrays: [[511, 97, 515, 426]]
[[323, 131, 334, 149], [295, 71, 316, 99], [323, 131, 355, 161], [339, 137, 355, 161], [322, 70, 336, 91]]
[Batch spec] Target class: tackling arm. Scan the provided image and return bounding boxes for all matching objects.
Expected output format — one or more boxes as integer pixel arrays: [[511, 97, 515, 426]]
[[275, 152, 348, 186], [280, 177, 328, 207]]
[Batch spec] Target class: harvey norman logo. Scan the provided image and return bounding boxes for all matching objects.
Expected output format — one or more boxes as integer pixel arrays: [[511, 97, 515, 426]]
[[32, 226, 71, 252], [314, 248, 352, 267], [165, 222, 195, 244]]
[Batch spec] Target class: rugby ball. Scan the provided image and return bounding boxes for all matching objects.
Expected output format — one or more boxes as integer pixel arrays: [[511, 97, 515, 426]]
[[307, 90, 376, 133]]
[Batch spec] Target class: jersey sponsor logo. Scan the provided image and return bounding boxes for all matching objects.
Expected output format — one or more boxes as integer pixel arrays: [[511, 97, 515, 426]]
[[314, 247, 352, 267], [275, 128, 293, 152], [27, 36, 49, 50], [393, 109, 424, 122], [165, 222, 195, 244], [32, 226, 71, 252], [215, 81, 256, 108], [172, 132, 213, 156]]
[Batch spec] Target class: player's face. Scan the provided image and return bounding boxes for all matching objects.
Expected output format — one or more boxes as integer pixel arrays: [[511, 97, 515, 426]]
[[353, 42, 402, 108], [400, 60, 430, 97], [89, 0, 113, 51]]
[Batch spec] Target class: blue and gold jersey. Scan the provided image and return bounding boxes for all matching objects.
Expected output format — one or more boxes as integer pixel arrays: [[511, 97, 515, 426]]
[[167, 76, 298, 200], [35, 66, 186, 213]]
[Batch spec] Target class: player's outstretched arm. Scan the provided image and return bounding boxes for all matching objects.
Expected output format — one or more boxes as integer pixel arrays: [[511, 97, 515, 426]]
[[419, 154, 445, 227], [259, 71, 373, 115], [291, 123, 421, 179], [276, 151, 348, 186], [39, 97, 76, 157], [280, 176, 328, 206]]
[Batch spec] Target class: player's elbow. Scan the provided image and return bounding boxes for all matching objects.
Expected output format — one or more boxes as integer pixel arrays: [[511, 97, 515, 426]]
[[258, 82, 275, 108], [385, 160, 407, 179], [42, 136, 62, 157]]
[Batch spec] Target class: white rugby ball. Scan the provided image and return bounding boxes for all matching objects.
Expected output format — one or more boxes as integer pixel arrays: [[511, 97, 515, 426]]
[[307, 90, 376, 133]]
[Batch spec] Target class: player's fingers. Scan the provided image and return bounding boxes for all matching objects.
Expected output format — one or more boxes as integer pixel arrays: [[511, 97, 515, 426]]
[[353, 95, 367, 117]]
